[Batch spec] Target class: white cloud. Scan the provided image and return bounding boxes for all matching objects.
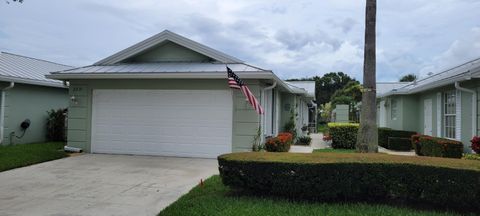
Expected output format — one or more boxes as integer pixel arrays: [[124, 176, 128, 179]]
[[0, 0, 479, 82]]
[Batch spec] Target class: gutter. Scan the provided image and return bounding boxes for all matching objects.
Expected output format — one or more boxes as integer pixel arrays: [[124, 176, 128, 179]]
[[454, 81, 477, 140], [0, 82, 14, 144]]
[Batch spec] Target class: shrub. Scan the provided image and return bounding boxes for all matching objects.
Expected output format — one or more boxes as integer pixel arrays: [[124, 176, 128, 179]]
[[322, 134, 332, 141], [387, 137, 412, 151], [265, 132, 293, 152], [414, 135, 463, 158], [378, 128, 416, 149], [46, 108, 67, 142], [463, 153, 480, 161], [296, 136, 312, 146], [327, 123, 359, 149], [218, 152, 480, 211], [470, 136, 480, 154], [412, 134, 423, 155]]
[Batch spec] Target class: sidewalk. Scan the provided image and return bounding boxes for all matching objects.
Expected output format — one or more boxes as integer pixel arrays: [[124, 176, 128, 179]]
[[289, 133, 327, 153]]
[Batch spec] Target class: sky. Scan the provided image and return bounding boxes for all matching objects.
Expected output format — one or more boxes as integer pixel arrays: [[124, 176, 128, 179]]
[[0, 0, 479, 82]]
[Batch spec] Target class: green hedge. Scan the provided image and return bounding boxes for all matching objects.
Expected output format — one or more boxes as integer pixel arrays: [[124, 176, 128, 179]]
[[378, 127, 416, 149], [387, 137, 412, 151], [218, 152, 480, 211], [413, 135, 463, 158], [327, 123, 359, 149]]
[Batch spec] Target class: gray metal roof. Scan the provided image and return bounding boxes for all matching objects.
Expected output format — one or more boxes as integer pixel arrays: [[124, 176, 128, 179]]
[[285, 81, 315, 98], [52, 62, 265, 74], [376, 82, 410, 96], [94, 30, 243, 65], [379, 57, 480, 97], [0, 52, 73, 87]]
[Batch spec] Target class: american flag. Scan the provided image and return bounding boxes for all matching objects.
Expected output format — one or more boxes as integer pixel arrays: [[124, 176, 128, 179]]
[[227, 66, 264, 115]]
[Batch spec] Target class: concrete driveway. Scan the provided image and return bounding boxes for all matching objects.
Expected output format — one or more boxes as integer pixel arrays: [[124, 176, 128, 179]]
[[0, 154, 218, 216]]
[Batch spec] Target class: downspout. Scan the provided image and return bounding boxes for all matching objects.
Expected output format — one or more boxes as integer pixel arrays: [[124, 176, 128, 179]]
[[454, 81, 477, 143], [260, 81, 277, 141], [0, 82, 15, 144]]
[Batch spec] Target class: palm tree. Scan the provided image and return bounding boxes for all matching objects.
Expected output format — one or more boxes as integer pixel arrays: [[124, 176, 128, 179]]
[[356, 0, 378, 153]]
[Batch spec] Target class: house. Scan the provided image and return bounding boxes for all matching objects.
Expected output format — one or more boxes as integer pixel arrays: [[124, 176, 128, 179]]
[[47, 30, 314, 158], [376, 82, 411, 127], [0, 52, 73, 145], [377, 58, 480, 152], [284, 81, 317, 133]]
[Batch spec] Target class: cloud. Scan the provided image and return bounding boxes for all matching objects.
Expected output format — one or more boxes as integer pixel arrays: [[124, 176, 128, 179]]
[[0, 0, 479, 83], [418, 26, 480, 77]]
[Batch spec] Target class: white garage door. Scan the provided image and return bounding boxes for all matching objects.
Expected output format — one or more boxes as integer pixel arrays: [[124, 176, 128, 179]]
[[91, 89, 233, 158]]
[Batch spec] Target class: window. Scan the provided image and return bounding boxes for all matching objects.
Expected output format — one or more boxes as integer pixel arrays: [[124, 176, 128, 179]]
[[391, 98, 398, 120], [443, 91, 456, 139]]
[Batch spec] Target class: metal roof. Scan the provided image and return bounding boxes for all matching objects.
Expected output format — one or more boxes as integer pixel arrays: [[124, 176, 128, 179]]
[[94, 30, 243, 65], [285, 81, 315, 98], [52, 62, 265, 74], [378, 57, 480, 97], [0, 52, 73, 87], [376, 82, 410, 96]]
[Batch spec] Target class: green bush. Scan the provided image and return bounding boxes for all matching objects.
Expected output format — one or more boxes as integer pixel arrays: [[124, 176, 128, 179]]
[[46, 108, 67, 142], [296, 136, 312, 146], [387, 137, 412, 151], [218, 152, 480, 211], [463, 153, 480, 161], [378, 128, 416, 149], [413, 135, 463, 158], [327, 123, 359, 149]]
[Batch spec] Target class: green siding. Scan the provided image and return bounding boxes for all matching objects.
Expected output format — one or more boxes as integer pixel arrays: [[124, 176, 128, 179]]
[[128, 41, 212, 63], [2, 82, 68, 145], [67, 79, 261, 153], [279, 93, 294, 131], [382, 80, 480, 152]]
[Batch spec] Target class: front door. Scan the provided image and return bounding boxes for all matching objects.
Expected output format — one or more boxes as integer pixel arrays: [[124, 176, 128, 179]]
[[424, 99, 433, 135]]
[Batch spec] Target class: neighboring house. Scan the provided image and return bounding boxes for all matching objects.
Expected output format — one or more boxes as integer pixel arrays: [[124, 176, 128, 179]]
[[285, 81, 317, 133], [377, 58, 480, 152], [376, 82, 411, 127], [47, 30, 313, 158], [0, 52, 73, 145]]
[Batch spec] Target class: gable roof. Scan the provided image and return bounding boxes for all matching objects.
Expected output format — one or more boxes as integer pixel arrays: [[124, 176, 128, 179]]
[[94, 30, 243, 65], [0, 52, 73, 88]]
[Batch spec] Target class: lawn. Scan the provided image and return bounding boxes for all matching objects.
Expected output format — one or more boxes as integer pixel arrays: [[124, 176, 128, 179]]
[[317, 124, 329, 133], [313, 148, 356, 153], [0, 142, 68, 172], [159, 176, 468, 216]]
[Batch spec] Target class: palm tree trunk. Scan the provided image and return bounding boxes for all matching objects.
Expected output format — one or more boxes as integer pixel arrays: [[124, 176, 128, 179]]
[[356, 0, 378, 153]]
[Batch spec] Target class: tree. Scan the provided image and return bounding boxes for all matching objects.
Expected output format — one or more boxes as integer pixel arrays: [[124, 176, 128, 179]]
[[399, 74, 417, 82], [319, 102, 332, 122], [356, 0, 378, 153], [314, 72, 356, 106], [330, 81, 362, 106]]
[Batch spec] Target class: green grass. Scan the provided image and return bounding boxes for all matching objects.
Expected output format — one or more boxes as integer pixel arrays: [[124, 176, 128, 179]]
[[317, 124, 329, 133], [313, 148, 356, 153], [0, 142, 68, 172], [159, 175, 467, 216]]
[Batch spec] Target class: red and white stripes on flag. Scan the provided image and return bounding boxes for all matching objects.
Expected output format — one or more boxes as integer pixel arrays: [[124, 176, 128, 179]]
[[227, 66, 264, 115]]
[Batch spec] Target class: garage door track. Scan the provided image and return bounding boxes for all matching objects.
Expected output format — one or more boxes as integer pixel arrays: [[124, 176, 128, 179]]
[[0, 154, 218, 216]]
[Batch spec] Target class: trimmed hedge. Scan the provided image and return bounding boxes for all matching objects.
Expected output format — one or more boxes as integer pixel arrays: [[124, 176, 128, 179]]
[[378, 127, 416, 149], [218, 152, 480, 211], [413, 135, 463, 158], [327, 123, 359, 149], [387, 137, 412, 151]]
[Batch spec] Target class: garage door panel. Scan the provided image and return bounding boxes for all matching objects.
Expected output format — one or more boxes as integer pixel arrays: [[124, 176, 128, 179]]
[[92, 89, 232, 158]]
